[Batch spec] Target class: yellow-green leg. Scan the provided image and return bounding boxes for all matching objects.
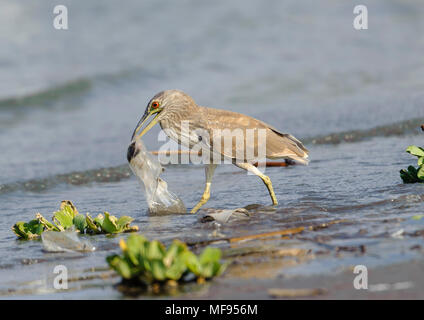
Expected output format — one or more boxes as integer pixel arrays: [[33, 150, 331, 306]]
[[235, 163, 278, 205], [191, 164, 217, 213]]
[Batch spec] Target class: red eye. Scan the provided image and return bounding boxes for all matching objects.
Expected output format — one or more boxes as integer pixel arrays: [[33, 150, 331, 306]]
[[151, 101, 159, 109]]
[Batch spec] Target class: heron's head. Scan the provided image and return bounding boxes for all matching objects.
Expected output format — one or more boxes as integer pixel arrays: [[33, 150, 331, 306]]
[[131, 90, 196, 141]]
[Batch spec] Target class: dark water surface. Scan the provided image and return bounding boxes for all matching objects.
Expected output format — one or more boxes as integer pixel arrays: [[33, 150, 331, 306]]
[[1, 0, 424, 298]]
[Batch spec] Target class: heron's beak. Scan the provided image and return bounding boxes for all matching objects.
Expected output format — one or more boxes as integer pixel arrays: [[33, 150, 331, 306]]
[[131, 109, 161, 141]]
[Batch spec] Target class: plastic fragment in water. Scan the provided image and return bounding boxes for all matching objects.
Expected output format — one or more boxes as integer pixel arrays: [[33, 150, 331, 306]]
[[41, 227, 95, 252], [200, 208, 250, 223]]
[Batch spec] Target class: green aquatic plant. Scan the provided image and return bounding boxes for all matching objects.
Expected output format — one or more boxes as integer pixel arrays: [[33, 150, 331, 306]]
[[12, 201, 138, 239], [412, 214, 424, 220], [85, 212, 137, 234], [106, 234, 226, 287], [12, 220, 44, 240], [400, 145, 424, 183]]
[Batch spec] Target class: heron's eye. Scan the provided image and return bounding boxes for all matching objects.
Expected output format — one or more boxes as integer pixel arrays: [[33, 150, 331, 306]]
[[151, 101, 160, 109]]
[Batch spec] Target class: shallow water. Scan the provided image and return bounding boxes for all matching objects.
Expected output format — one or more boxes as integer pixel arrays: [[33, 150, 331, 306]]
[[1, 0, 424, 298]]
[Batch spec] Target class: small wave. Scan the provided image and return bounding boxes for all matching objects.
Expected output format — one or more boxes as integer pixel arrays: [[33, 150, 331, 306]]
[[304, 117, 424, 145], [0, 78, 92, 109], [0, 66, 146, 110], [0, 165, 131, 195]]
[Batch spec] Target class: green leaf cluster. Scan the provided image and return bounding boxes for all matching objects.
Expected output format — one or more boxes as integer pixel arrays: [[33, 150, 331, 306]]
[[12, 201, 138, 239], [85, 212, 138, 234], [400, 146, 424, 183], [106, 234, 226, 286], [12, 220, 44, 240]]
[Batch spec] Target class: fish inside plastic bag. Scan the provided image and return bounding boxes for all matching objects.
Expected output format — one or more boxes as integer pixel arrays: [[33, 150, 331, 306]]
[[41, 226, 95, 253], [127, 139, 186, 214]]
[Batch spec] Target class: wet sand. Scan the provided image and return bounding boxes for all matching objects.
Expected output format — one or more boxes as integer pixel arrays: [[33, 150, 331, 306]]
[[183, 259, 424, 300]]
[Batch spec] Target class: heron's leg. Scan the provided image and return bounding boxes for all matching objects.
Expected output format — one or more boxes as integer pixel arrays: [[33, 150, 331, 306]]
[[191, 164, 217, 214], [235, 163, 278, 205]]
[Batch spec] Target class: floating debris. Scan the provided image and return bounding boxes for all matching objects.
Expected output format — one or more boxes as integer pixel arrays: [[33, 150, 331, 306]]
[[200, 208, 250, 224], [41, 227, 95, 253], [391, 229, 405, 238]]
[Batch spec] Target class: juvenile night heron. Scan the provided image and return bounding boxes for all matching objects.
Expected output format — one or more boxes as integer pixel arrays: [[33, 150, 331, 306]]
[[129, 90, 309, 213]]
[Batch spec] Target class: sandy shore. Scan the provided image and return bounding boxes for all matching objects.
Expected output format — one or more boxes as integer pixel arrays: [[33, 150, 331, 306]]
[[180, 259, 424, 300]]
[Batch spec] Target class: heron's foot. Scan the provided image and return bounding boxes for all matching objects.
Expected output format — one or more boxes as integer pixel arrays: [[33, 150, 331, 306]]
[[191, 179, 212, 214], [261, 175, 278, 206], [190, 192, 211, 214], [269, 190, 278, 206]]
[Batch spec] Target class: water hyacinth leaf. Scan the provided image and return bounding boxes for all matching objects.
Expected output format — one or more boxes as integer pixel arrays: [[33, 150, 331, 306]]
[[400, 168, 421, 183], [60, 201, 78, 217], [106, 255, 132, 279], [12, 220, 43, 239], [400, 169, 411, 183], [125, 234, 147, 265], [406, 145, 424, 157], [400, 144, 424, 183], [117, 216, 134, 230], [401, 166, 421, 183], [53, 205, 75, 230], [28, 219, 45, 235], [418, 166, 424, 180], [142, 256, 153, 272], [146, 240, 166, 260], [214, 262, 228, 277], [85, 214, 101, 233], [183, 251, 202, 276], [200, 263, 215, 278], [94, 214, 104, 226], [73, 214, 87, 233], [12, 222, 28, 239], [199, 247, 221, 265], [408, 166, 418, 176], [63, 204, 77, 219], [100, 212, 119, 233], [151, 260, 167, 281], [164, 240, 187, 268], [25, 220, 42, 236], [165, 257, 187, 280], [199, 247, 225, 278], [36, 213, 59, 231]]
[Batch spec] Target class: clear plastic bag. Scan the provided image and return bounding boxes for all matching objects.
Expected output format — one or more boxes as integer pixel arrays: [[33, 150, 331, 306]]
[[41, 226, 95, 252], [128, 139, 186, 214]]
